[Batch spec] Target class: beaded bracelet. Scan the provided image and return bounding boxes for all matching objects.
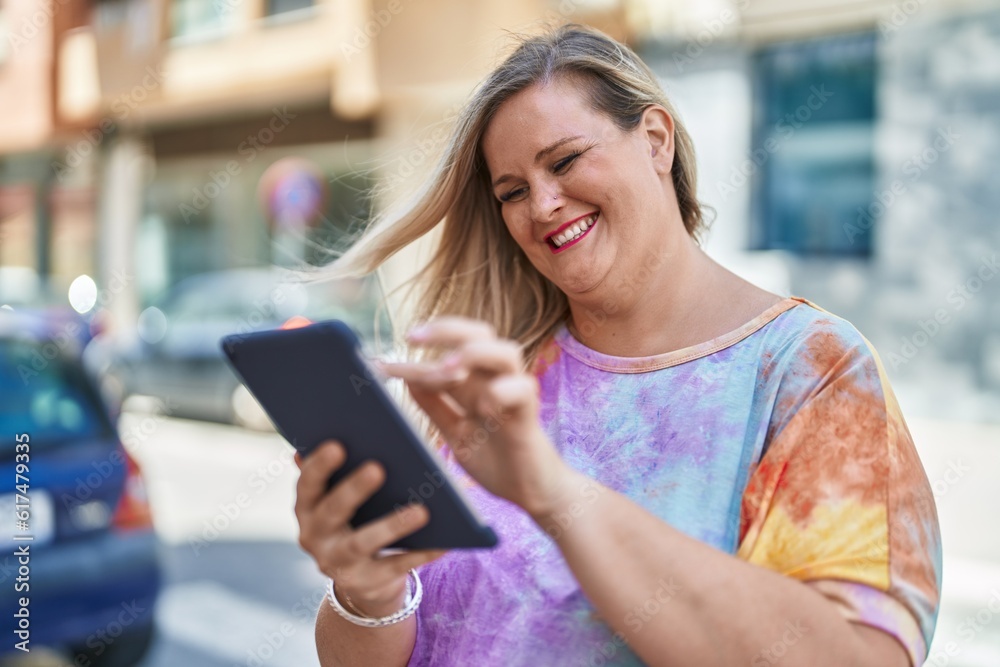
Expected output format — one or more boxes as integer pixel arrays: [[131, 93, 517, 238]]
[[326, 569, 423, 628]]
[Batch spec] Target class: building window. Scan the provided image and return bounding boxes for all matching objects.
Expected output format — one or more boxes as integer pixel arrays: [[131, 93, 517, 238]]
[[750, 32, 877, 256], [170, 0, 235, 40], [265, 0, 314, 17]]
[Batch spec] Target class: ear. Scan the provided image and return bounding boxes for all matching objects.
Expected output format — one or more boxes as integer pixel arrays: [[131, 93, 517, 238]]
[[640, 105, 675, 176]]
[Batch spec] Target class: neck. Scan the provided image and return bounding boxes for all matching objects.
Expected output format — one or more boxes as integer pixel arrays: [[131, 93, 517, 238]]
[[565, 236, 775, 358]]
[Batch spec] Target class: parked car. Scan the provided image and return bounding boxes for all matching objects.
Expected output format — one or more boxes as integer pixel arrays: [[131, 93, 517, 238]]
[[0, 309, 162, 667], [0, 265, 111, 346], [84, 268, 388, 429], [0, 266, 47, 309]]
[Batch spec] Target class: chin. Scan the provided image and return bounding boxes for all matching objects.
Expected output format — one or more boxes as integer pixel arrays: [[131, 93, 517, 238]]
[[555, 271, 607, 300]]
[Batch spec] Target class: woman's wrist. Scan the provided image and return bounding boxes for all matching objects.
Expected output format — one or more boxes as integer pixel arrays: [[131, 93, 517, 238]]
[[333, 581, 409, 619]]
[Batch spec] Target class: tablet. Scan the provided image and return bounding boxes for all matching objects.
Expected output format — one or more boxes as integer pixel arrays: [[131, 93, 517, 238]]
[[220, 320, 498, 551]]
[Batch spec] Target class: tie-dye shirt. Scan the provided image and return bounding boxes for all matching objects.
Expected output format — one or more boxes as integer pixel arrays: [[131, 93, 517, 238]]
[[406, 296, 941, 667]]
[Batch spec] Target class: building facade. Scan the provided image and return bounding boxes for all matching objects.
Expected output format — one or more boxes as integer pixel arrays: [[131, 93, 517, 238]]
[[0, 0, 626, 327], [639, 0, 1000, 421]]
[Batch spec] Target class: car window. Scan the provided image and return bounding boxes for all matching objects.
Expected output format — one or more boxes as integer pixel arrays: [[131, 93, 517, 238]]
[[0, 339, 115, 453], [165, 273, 279, 323], [168, 284, 242, 322]]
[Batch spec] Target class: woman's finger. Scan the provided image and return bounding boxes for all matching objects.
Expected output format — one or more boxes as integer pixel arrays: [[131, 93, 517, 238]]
[[478, 374, 540, 418], [341, 503, 432, 562], [312, 459, 387, 535], [406, 383, 466, 438], [294, 441, 346, 516], [381, 339, 522, 390], [448, 339, 523, 376], [406, 317, 496, 347], [380, 359, 468, 389]]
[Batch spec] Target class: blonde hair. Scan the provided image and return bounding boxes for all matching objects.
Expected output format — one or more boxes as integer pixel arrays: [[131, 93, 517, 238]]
[[320, 24, 708, 371]]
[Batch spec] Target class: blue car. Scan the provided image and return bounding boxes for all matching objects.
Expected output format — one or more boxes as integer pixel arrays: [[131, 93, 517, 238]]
[[0, 309, 162, 666]]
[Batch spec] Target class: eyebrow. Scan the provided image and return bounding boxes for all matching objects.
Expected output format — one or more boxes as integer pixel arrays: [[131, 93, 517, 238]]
[[491, 135, 585, 189]]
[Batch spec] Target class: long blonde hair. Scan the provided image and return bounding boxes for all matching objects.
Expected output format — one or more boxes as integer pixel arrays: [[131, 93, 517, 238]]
[[318, 24, 708, 370]]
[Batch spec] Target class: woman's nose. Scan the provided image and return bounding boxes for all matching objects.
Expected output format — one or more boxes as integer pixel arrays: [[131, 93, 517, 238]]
[[529, 183, 564, 224]]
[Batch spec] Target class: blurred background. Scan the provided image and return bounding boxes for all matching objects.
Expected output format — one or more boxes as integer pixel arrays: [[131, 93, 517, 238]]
[[0, 0, 998, 665]]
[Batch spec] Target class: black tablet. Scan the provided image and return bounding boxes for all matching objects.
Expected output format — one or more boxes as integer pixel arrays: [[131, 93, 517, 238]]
[[220, 320, 498, 550]]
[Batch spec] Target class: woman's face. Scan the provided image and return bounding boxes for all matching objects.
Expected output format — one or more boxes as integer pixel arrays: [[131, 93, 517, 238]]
[[481, 76, 678, 304]]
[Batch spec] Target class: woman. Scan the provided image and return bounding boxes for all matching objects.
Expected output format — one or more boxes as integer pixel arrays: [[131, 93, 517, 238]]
[[294, 24, 941, 667]]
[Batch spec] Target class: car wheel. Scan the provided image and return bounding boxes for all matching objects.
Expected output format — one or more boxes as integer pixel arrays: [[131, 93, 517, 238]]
[[231, 384, 275, 431], [68, 621, 156, 667]]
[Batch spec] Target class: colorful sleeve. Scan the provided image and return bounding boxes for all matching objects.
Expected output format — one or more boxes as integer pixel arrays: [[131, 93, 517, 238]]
[[737, 318, 942, 666]]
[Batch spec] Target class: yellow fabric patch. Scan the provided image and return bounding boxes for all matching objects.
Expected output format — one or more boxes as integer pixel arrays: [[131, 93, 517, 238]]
[[739, 499, 891, 591]]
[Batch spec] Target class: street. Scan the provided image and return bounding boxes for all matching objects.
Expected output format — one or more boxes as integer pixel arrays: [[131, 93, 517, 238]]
[[129, 413, 325, 667], [906, 419, 1000, 667]]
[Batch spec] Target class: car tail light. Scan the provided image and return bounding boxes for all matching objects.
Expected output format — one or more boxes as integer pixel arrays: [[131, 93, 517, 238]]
[[111, 449, 154, 532]]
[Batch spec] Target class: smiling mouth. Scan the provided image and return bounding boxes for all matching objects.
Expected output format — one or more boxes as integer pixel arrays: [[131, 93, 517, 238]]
[[547, 212, 599, 253]]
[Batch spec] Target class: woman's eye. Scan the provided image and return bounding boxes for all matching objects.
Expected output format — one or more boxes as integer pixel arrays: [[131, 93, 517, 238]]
[[500, 187, 527, 203], [554, 153, 580, 173]]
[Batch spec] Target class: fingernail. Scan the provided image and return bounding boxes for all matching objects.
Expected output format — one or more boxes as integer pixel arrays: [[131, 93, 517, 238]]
[[442, 352, 461, 368], [407, 324, 430, 340]]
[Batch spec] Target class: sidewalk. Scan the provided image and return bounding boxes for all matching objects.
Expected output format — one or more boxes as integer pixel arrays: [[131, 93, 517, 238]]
[[908, 418, 1000, 667]]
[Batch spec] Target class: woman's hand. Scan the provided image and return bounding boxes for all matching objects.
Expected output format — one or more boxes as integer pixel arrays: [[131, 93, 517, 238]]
[[377, 316, 575, 515], [294, 441, 448, 617]]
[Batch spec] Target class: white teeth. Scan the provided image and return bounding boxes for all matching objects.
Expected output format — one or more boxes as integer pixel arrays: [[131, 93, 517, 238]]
[[551, 214, 598, 248]]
